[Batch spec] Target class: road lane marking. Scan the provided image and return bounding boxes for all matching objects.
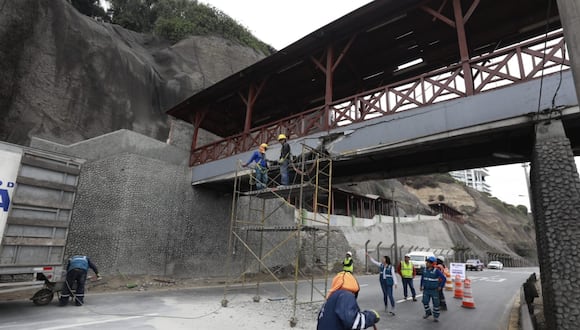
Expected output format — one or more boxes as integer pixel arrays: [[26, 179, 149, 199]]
[[36, 313, 158, 330], [397, 294, 423, 303], [468, 275, 506, 283]]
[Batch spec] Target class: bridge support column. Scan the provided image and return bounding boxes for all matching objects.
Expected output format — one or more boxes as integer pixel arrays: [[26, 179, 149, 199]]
[[530, 119, 580, 329]]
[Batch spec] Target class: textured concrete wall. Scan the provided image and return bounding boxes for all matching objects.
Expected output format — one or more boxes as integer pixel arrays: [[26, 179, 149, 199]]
[[531, 119, 580, 329], [31, 130, 233, 277], [64, 152, 232, 277]]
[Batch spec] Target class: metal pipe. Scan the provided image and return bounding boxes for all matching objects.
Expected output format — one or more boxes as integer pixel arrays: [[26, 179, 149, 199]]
[[391, 188, 399, 264], [365, 240, 371, 273]]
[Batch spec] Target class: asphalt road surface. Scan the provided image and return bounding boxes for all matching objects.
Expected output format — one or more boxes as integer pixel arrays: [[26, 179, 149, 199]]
[[0, 267, 538, 329]]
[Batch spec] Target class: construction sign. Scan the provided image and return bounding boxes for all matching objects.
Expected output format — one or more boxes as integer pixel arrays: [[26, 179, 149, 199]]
[[449, 262, 466, 280]]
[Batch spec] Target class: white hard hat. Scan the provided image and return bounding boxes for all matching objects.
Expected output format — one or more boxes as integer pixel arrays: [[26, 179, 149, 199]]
[[437, 256, 445, 262], [346, 251, 352, 256]]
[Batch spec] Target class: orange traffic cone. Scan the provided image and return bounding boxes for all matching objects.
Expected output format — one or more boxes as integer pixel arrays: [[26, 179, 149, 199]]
[[445, 269, 453, 291], [461, 278, 476, 309], [453, 275, 463, 299]]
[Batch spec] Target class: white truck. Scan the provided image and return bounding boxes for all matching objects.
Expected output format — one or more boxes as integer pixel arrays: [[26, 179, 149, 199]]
[[0, 142, 83, 305], [406, 251, 435, 275]]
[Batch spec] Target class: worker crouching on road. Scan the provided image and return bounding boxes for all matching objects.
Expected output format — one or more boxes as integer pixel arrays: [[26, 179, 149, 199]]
[[317, 271, 380, 330], [243, 143, 269, 189], [420, 256, 446, 322], [59, 255, 101, 306]]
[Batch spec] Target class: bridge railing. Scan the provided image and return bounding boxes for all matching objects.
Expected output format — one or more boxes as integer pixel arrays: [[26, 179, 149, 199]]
[[190, 31, 569, 166]]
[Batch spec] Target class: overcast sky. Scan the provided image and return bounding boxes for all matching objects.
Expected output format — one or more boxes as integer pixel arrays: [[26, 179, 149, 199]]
[[200, 1, 374, 50]]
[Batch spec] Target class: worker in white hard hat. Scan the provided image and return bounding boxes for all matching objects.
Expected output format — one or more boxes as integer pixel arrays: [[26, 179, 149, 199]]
[[343, 251, 354, 273], [243, 143, 269, 189], [277, 134, 291, 186], [397, 254, 417, 301]]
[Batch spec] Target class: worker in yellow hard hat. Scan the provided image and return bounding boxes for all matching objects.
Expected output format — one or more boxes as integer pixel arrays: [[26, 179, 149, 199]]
[[277, 134, 291, 186], [317, 271, 380, 329], [243, 143, 269, 189]]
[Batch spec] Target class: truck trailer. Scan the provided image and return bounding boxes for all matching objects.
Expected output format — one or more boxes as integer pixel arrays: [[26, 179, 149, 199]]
[[0, 142, 84, 305]]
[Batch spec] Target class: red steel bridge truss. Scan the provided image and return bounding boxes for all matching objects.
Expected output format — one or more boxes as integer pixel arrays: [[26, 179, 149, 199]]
[[190, 31, 569, 166]]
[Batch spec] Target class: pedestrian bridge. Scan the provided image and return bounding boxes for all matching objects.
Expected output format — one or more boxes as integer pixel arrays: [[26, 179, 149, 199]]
[[191, 69, 578, 188], [162, 1, 579, 189]]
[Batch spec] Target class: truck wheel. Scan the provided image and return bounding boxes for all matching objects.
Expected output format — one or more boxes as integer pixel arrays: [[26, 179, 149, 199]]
[[32, 288, 54, 306]]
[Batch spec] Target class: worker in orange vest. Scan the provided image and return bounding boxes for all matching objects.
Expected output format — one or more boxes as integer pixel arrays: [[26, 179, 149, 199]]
[[434, 256, 448, 311]]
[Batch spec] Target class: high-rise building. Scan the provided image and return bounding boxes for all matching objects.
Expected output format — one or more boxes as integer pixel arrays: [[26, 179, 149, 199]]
[[450, 168, 491, 193]]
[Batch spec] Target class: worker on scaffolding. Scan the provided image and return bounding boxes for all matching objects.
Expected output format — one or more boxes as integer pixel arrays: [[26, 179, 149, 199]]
[[318, 271, 380, 329], [243, 143, 269, 190], [277, 134, 291, 186]]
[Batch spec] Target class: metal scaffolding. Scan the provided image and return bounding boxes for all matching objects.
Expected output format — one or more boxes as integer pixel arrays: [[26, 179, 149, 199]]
[[221, 144, 332, 327]]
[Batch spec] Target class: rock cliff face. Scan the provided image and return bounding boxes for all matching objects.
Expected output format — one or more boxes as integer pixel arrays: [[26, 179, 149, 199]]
[[339, 177, 537, 263], [0, 0, 265, 146]]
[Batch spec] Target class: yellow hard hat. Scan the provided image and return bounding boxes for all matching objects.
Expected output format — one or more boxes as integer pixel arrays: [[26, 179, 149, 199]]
[[260, 143, 268, 149], [278, 134, 287, 141]]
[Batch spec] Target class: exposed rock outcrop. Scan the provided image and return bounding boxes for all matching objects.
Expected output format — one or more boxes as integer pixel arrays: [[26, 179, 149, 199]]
[[0, 0, 265, 146]]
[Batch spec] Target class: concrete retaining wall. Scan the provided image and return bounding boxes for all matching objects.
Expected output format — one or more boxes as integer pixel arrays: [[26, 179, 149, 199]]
[[28, 129, 456, 278], [31, 131, 232, 277]]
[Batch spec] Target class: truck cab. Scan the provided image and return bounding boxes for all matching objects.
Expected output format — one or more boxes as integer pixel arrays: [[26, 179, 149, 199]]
[[406, 251, 435, 275]]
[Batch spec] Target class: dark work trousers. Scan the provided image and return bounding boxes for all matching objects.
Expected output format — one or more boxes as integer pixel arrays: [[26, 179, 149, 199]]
[[439, 288, 447, 310], [422, 288, 441, 319], [59, 268, 87, 306], [402, 277, 416, 299]]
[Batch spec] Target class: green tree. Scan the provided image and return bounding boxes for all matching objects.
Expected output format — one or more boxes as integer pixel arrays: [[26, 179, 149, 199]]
[[109, 0, 159, 32], [108, 0, 274, 54], [70, 0, 108, 20]]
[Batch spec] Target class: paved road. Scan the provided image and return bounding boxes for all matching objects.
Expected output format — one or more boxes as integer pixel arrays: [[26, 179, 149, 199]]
[[355, 267, 538, 330], [0, 267, 538, 329]]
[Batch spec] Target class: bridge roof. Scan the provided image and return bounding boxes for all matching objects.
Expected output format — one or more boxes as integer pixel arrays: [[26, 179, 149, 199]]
[[167, 0, 561, 137]]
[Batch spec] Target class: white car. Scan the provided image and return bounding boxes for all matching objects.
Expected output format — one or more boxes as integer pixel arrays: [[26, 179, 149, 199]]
[[487, 261, 503, 270]]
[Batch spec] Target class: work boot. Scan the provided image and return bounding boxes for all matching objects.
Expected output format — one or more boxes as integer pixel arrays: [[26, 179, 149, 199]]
[[74, 297, 84, 306], [58, 297, 69, 307]]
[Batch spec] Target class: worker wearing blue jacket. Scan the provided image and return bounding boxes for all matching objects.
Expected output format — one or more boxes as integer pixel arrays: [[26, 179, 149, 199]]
[[317, 271, 380, 330], [420, 256, 446, 322], [59, 255, 101, 306], [243, 143, 269, 189]]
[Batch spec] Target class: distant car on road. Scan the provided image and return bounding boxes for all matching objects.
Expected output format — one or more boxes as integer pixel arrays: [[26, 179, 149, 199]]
[[487, 260, 504, 270], [466, 259, 484, 271]]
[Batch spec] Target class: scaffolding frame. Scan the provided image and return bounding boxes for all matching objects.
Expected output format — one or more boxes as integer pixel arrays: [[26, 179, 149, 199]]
[[221, 144, 333, 327]]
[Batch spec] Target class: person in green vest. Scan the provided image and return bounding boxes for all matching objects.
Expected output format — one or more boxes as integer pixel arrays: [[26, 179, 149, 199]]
[[396, 254, 417, 301], [343, 251, 354, 272]]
